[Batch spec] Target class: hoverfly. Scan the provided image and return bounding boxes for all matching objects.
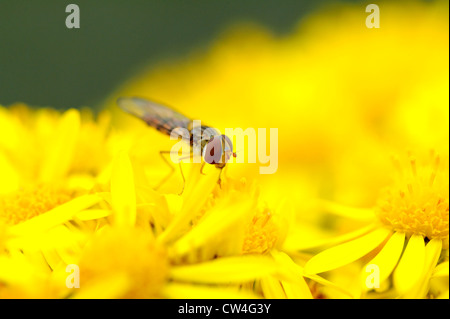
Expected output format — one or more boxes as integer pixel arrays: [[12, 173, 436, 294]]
[[117, 97, 236, 191]]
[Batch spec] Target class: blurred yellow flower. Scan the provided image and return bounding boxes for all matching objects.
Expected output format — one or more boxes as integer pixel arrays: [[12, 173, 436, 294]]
[[0, 105, 112, 193], [304, 151, 449, 298], [0, 192, 104, 298], [0, 105, 112, 288], [103, 0, 448, 209]]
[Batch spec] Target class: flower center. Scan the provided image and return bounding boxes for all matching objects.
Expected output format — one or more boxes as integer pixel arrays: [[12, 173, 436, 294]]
[[79, 228, 169, 298], [191, 177, 282, 254], [242, 205, 280, 254], [375, 152, 449, 243], [0, 184, 73, 225]]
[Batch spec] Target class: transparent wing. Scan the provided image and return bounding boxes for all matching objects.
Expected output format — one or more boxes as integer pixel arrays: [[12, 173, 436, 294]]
[[117, 97, 192, 136]]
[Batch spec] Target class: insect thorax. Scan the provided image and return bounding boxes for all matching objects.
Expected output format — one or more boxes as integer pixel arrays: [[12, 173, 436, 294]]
[[189, 124, 219, 149]]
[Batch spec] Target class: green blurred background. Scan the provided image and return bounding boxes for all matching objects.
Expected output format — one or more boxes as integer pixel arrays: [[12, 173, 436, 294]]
[[0, 0, 362, 110]]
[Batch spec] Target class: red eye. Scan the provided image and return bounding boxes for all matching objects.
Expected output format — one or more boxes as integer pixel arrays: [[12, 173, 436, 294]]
[[204, 138, 223, 164]]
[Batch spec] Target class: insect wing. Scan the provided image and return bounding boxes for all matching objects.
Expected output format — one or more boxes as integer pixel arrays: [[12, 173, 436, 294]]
[[117, 97, 192, 137]]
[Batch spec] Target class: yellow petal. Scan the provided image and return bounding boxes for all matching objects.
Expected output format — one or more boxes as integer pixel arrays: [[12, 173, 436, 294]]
[[360, 231, 405, 289], [281, 279, 312, 299], [423, 238, 443, 278], [393, 234, 425, 294], [0, 152, 19, 193], [304, 273, 355, 298], [170, 255, 277, 284], [433, 261, 449, 278], [158, 163, 220, 244], [304, 228, 392, 275], [270, 251, 303, 279], [40, 109, 80, 182], [75, 209, 111, 221], [270, 251, 312, 299], [0, 254, 37, 284], [284, 223, 376, 251], [162, 282, 261, 299], [404, 238, 442, 298], [171, 198, 254, 257], [8, 194, 102, 236], [319, 199, 375, 221], [260, 276, 287, 299], [71, 273, 130, 299], [41, 247, 63, 270], [111, 151, 136, 227]]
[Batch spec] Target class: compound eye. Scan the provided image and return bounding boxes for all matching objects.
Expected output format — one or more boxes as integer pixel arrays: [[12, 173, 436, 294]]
[[203, 138, 223, 164]]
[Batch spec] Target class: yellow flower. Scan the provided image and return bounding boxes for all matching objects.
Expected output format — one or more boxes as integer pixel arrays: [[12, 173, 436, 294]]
[[0, 104, 112, 194], [104, 152, 353, 299], [75, 227, 168, 298], [1, 89, 306, 299], [0, 192, 104, 298], [0, 149, 277, 298], [0, 105, 117, 296], [304, 151, 449, 298], [376, 152, 448, 246], [71, 226, 275, 299], [0, 104, 113, 246], [62, 151, 281, 299]]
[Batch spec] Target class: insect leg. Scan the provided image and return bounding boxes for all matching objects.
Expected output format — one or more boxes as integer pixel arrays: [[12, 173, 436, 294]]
[[200, 162, 223, 188], [217, 167, 224, 189], [156, 151, 188, 194], [200, 162, 207, 175], [155, 151, 175, 191], [178, 160, 186, 195]]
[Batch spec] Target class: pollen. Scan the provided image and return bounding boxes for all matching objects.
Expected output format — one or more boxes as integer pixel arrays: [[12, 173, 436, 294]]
[[242, 205, 280, 254], [0, 184, 73, 225], [79, 228, 169, 298], [375, 152, 449, 245]]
